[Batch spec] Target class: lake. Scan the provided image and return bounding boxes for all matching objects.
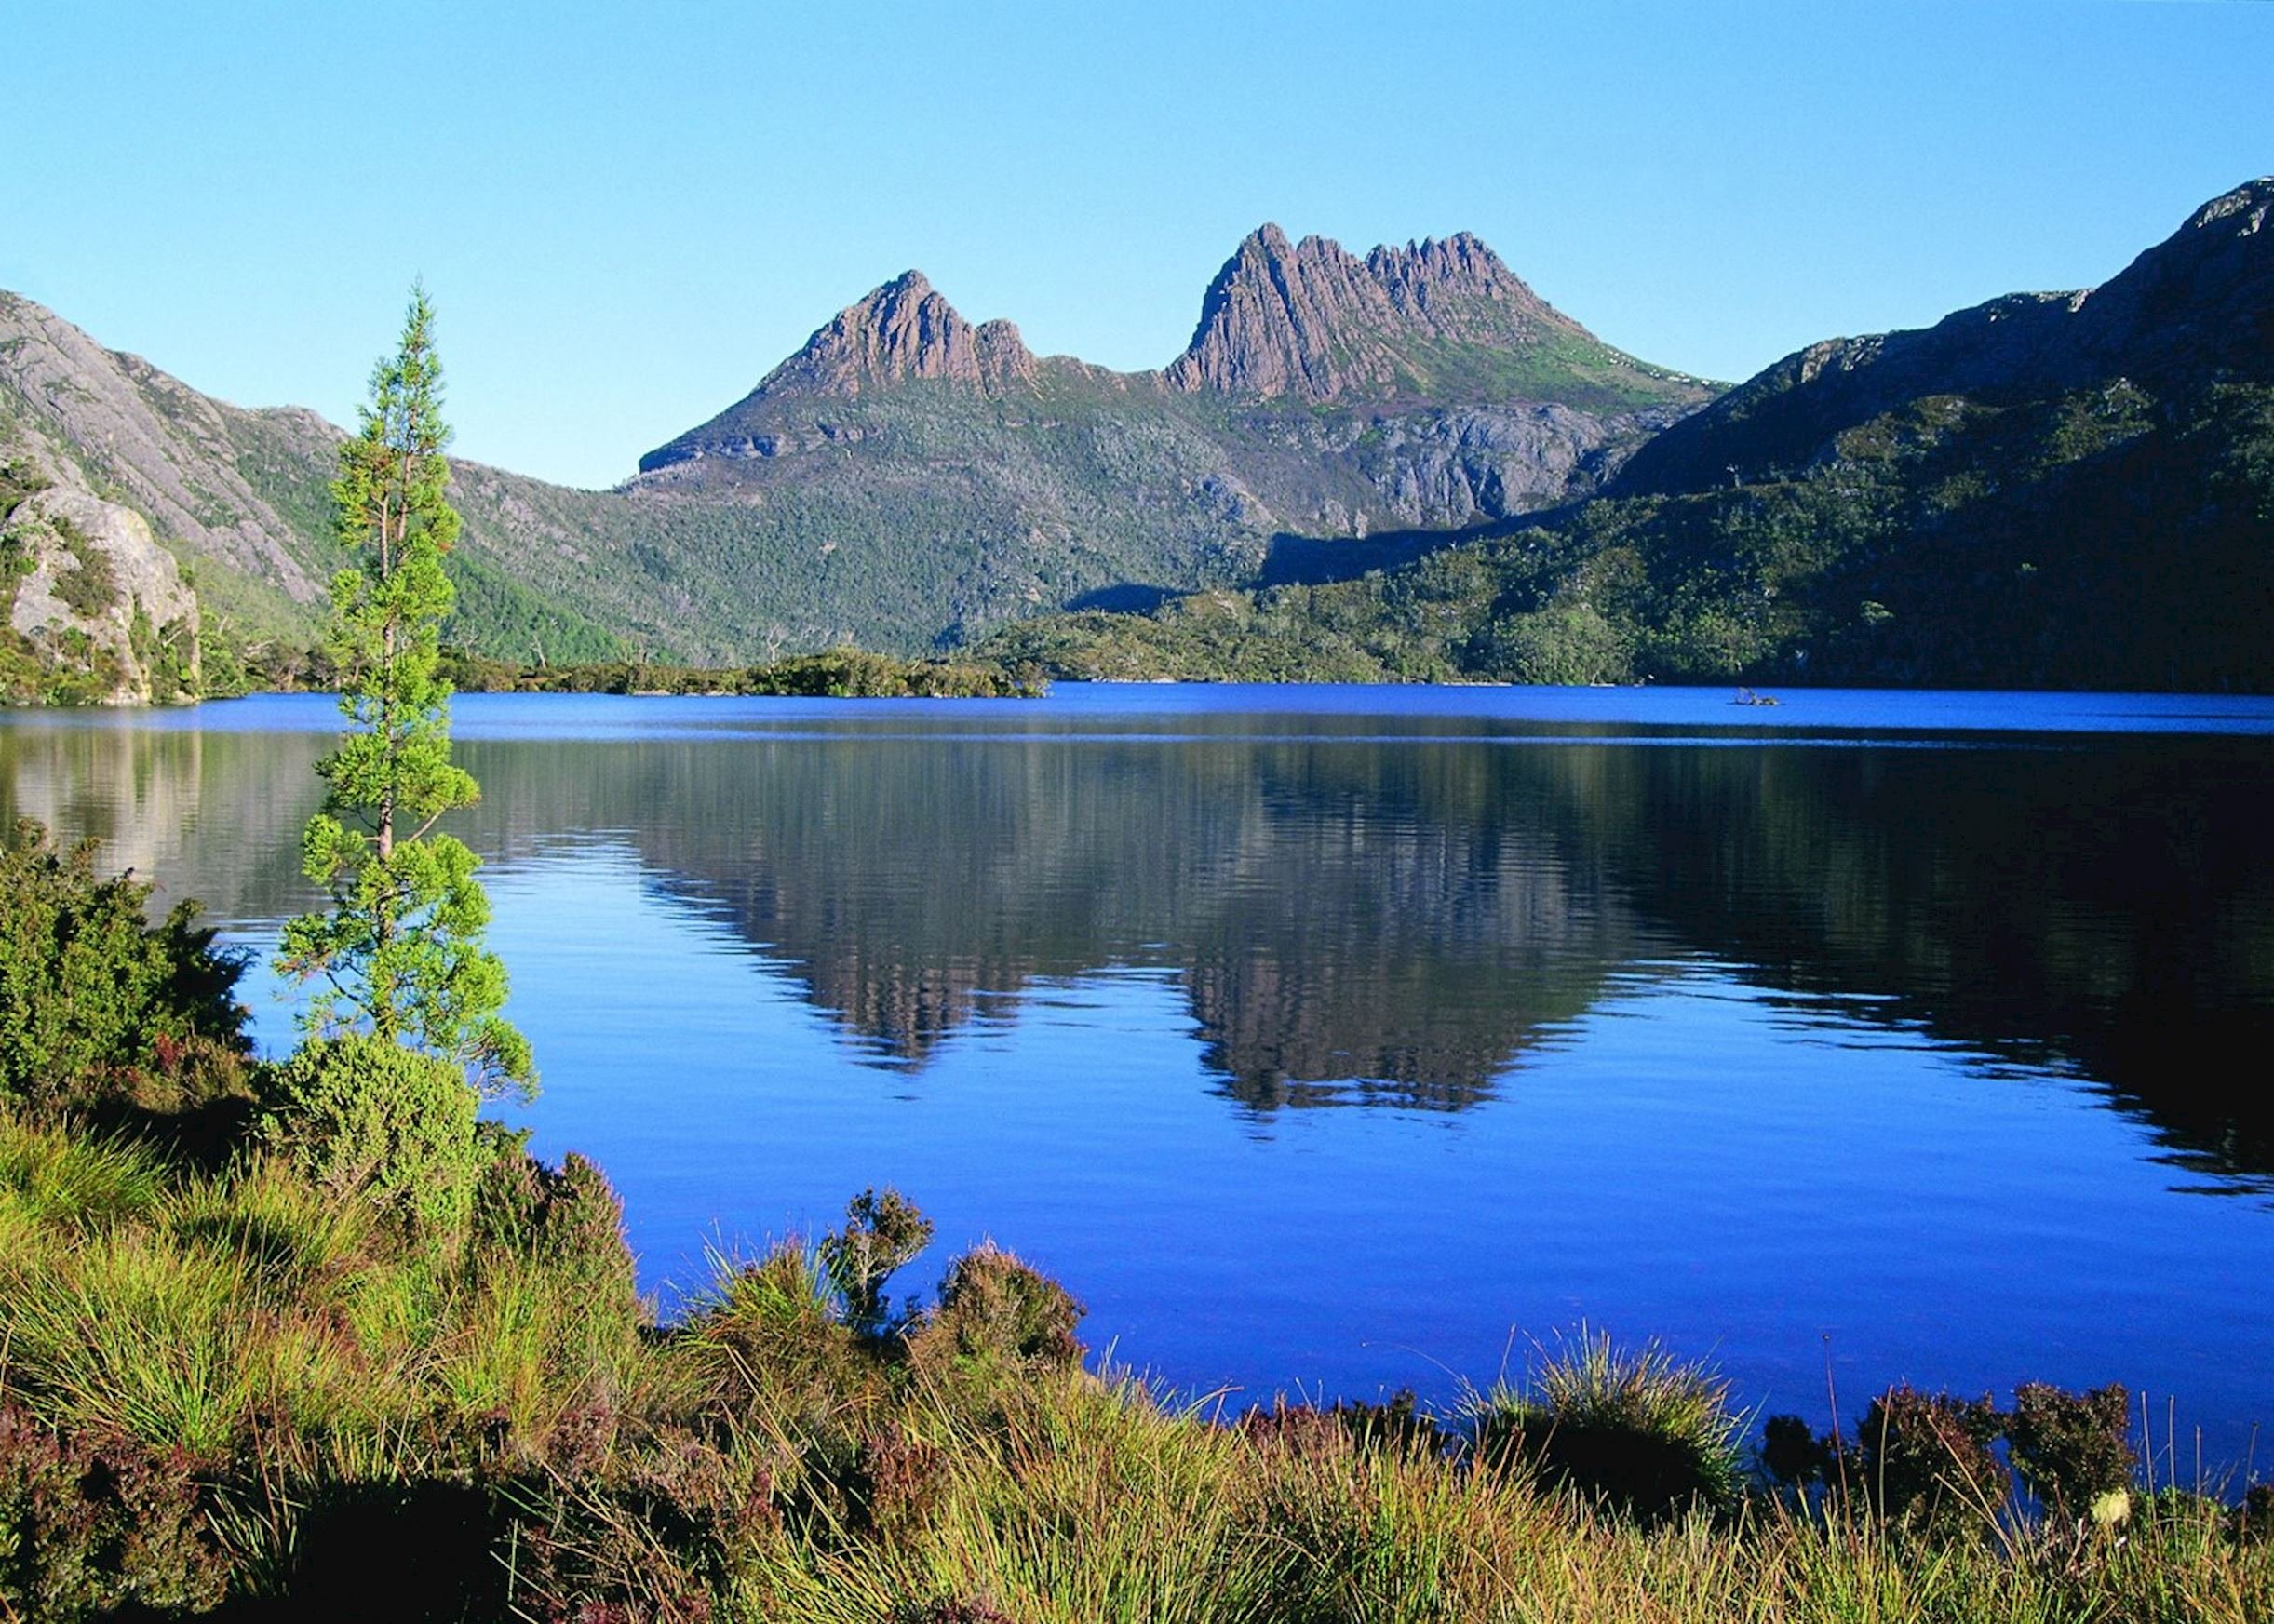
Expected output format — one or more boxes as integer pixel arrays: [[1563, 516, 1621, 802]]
[[6, 684, 2272, 1462]]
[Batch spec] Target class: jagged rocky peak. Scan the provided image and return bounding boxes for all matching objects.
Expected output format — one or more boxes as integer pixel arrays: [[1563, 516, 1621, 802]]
[[1165, 223, 1578, 403], [755, 271, 1037, 398]]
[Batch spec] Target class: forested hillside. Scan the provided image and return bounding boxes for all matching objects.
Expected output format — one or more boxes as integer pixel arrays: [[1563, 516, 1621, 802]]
[[989, 180, 2274, 691]]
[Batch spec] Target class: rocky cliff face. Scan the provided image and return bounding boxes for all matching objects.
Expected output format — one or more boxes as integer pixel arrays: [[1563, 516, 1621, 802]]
[[0, 292, 651, 666], [1164, 225, 1577, 402], [3, 472, 199, 704], [636, 221, 1711, 563], [0, 292, 326, 606]]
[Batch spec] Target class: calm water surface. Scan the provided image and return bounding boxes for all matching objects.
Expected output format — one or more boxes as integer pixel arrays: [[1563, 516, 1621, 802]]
[[7, 684, 2272, 1456]]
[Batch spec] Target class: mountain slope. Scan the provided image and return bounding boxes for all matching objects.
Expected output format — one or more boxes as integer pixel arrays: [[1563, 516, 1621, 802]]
[[1615, 180, 2273, 496], [639, 225, 1710, 547], [989, 179, 2274, 691], [4, 221, 1710, 666]]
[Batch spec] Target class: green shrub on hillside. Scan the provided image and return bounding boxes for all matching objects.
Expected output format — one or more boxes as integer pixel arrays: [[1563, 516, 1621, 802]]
[[258, 1034, 481, 1235], [0, 821, 249, 1121], [47, 517, 118, 618]]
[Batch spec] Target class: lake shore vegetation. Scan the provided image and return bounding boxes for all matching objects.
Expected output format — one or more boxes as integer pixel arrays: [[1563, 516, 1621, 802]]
[[4, 818, 2273, 1619]]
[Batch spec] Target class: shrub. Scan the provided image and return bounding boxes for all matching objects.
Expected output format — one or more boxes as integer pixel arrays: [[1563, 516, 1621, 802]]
[[259, 1035, 481, 1235], [2237, 1483, 2274, 1545], [914, 1246, 1082, 1374], [1242, 1389, 1444, 1461], [1470, 1330, 1745, 1524], [0, 820, 249, 1120], [47, 519, 118, 618], [1854, 1386, 2007, 1535], [0, 1403, 228, 1622], [818, 1188, 933, 1340], [909, 1244, 1084, 1382], [472, 1131, 638, 1304], [2007, 1382, 2133, 1521], [1759, 1412, 1837, 1490]]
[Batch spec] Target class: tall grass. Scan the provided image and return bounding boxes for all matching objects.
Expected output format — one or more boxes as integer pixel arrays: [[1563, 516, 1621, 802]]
[[5, 1106, 2270, 1622]]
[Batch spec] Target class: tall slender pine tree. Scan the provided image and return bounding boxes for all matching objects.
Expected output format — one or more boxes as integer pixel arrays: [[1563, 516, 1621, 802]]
[[276, 287, 534, 1098]]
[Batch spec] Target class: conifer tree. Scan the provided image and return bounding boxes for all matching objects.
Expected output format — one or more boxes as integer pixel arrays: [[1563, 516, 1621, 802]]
[[275, 287, 534, 1097]]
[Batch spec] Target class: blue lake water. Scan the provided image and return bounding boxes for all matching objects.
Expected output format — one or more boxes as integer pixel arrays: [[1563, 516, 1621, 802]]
[[6, 684, 2272, 1460]]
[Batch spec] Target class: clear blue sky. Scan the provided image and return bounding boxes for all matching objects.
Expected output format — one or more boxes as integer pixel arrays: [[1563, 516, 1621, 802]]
[[10, 1, 2268, 490]]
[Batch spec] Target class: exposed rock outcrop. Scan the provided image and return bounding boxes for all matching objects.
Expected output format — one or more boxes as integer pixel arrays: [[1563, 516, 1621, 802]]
[[0, 291, 323, 602], [725, 272, 1038, 400], [4, 480, 199, 703], [1164, 225, 1580, 402]]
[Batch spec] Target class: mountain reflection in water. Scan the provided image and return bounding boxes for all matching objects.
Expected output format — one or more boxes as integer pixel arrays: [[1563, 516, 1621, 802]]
[[9, 696, 2267, 1185], [9, 688, 2274, 1450]]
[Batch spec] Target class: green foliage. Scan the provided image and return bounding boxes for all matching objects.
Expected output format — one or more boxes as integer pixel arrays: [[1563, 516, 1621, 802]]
[[819, 1186, 935, 1340], [0, 458, 49, 624], [47, 517, 117, 618], [0, 455, 49, 523], [273, 288, 534, 1097], [4, 1097, 2273, 1618], [985, 377, 2274, 691], [0, 820, 249, 1119], [1855, 1386, 2009, 1535], [194, 609, 251, 696], [0, 1116, 168, 1231], [1469, 1329, 1746, 1524], [439, 643, 1046, 698], [908, 1243, 1085, 1382], [2007, 1382, 2135, 1518], [258, 1034, 481, 1235]]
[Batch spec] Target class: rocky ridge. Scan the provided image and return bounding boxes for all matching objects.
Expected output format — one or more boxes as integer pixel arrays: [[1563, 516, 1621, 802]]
[[1615, 177, 2274, 495], [0, 292, 328, 606], [7, 219, 1716, 672], [748, 272, 1042, 400], [1164, 226, 1579, 402]]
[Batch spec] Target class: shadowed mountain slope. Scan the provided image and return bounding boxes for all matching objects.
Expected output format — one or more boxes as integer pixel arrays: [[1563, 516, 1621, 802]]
[[991, 180, 2274, 691]]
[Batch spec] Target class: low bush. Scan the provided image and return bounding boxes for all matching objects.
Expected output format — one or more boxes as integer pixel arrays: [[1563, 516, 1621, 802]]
[[1470, 1330, 1746, 1524], [2008, 1381, 2134, 1521], [818, 1187, 934, 1341], [0, 820, 250, 1122], [908, 1244, 1084, 1381], [1241, 1389, 1445, 1461], [0, 1403, 227, 1623], [1855, 1385, 2008, 1535], [258, 1034, 481, 1236]]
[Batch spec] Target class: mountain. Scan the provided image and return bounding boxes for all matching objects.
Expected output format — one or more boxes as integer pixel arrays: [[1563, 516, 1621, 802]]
[[1615, 181, 2274, 497], [0, 223, 1709, 688], [1164, 226, 1653, 408], [990, 179, 2274, 691]]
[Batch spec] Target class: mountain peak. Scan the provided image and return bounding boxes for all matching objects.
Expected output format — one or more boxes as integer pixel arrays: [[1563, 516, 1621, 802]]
[[1165, 223, 1583, 403], [747, 270, 1037, 401]]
